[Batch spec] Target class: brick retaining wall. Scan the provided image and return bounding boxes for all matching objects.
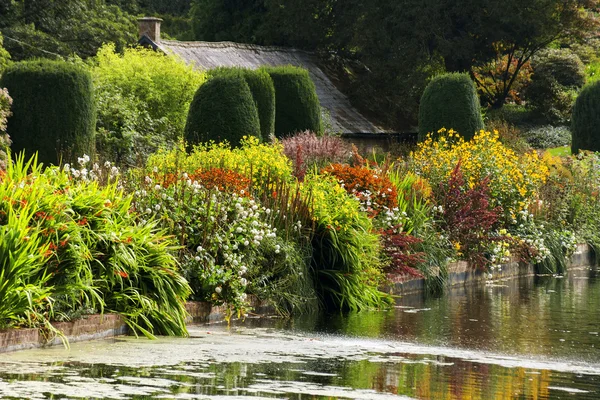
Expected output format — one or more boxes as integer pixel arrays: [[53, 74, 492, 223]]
[[1, 244, 595, 353]]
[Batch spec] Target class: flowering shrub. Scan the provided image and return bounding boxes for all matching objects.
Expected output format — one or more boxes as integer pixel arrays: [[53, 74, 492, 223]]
[[322, 164, 398, 218], [129, 165, 313, 317], [147, 136, 293, 185], [410, 129, 549, 222], [282, 131, 350, 179], [380, 229, 426, 277], [437, 162, 502, 269]]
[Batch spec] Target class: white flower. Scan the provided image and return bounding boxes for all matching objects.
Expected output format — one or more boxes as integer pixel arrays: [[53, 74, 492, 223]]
[[236, 227, 243, 233], [215, 286, 222, 294], [244, 240, 249, 246], [145, 208, 152, 214], [154, 204, 161, 211], [196, 245, 203, 252], [153, 166, 158, 173], [145, 176, 152, 184], [63, 163, 70, 172], [240, 278, 247, 286], [194, 256, 201, 262], [182, 172, 188, 179], [154, 184, 161, 191], [104, 161, 112, 168]]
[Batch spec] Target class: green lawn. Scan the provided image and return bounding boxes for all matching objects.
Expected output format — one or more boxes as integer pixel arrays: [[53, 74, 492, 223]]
[[546, 146, 571, 157]]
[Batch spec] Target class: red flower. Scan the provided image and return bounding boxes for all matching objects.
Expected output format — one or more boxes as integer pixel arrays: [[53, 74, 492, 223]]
[[115, 270, 129, 279]]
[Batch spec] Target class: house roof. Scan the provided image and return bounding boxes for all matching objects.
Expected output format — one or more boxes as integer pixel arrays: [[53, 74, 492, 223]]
[[146, 38, 386, 134]]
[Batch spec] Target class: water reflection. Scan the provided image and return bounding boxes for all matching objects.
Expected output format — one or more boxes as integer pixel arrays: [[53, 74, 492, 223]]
[[0, 269, 597, 399]]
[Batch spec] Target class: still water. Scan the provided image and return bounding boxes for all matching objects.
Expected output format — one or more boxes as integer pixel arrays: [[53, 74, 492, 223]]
[[0, 268, 598, 399]]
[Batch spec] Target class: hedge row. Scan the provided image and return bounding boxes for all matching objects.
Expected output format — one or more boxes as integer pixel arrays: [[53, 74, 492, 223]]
[[185, 65, 322, 147], [0, 59, 95, 166]]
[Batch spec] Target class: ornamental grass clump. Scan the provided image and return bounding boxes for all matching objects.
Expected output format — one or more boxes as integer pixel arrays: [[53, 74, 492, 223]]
[[301, 174, 391, 311], [282, 131, 351, 179], [0, 153, 191, 339]]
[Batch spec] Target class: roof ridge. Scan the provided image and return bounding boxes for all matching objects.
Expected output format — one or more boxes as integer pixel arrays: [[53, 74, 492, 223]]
[[158, 40, 312, 55]]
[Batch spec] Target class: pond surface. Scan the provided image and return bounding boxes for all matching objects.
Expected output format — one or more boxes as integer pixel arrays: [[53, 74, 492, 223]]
[[0, 268, 598, 399]]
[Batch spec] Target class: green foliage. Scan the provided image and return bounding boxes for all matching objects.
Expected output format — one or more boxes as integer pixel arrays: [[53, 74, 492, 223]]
[[190, 0, 267, 43], [210, 67, 276, 139], [264, 66, 322, 138], [527, 49, 586, 124], [0, 59, 95, 165], [0, 153, 191, 337], [301, 174, 390, 311], [91, 44, 206, 164], [1, 0, 136, 61], [571, 80, 600, 154], [523, 125, 571, 149], [418, 73, 484, 141], [0, 32, 10, 74], [0, 207, 53, 329], [0, 88, 12, 170], [185, 74, 261, 147]]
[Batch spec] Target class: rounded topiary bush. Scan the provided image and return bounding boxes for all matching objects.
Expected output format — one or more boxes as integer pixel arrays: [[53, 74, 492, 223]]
[[527, 48, 586, 124], [418, 72, 484, 141], [184, 74, 261, 147], [209, 67, 275, 140], [571, 81, 600, 154], [0, 59, 95, 165], [263, 66, 321, 138]]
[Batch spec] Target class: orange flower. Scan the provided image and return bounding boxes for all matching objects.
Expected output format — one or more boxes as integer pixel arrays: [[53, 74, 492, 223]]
[[115, 270, 129, 279]]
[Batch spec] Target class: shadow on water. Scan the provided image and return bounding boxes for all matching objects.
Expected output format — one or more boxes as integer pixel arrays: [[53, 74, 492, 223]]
[[0, 269, 598, 399]]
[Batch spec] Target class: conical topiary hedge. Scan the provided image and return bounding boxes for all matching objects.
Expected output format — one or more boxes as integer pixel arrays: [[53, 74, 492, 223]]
[[418, 72, 484, 141]]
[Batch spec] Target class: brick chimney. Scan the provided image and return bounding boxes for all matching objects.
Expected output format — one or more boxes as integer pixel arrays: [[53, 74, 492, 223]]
[[138, 17, 163, 42]]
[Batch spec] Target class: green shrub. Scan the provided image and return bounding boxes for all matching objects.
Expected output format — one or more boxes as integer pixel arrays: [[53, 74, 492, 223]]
[[0, 33, 10, 74], [0, 59, 95, 165], [263, 66, 322, 138], [301, 173, 390, 311], [571, 80, 600, 153], [0, 154, 191, 337], [418, 72, 484, 141], [184, 74, 261, 147], [527, 49, 586, 124], [92, 44, 206, 164], [210, 67, 276, 139], [523, 125, 571, 149], [0, 88, 12, 170]]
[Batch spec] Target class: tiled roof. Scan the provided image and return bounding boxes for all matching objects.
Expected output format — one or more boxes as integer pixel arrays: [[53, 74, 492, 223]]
[[154, 39, 386, 134]]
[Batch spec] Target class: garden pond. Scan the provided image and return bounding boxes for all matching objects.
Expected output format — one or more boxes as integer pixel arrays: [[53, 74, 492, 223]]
[[0, 268, 598, 400]]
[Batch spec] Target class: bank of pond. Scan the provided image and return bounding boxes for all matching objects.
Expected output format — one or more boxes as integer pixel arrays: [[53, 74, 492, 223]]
[[1, 129, 600, 342]]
